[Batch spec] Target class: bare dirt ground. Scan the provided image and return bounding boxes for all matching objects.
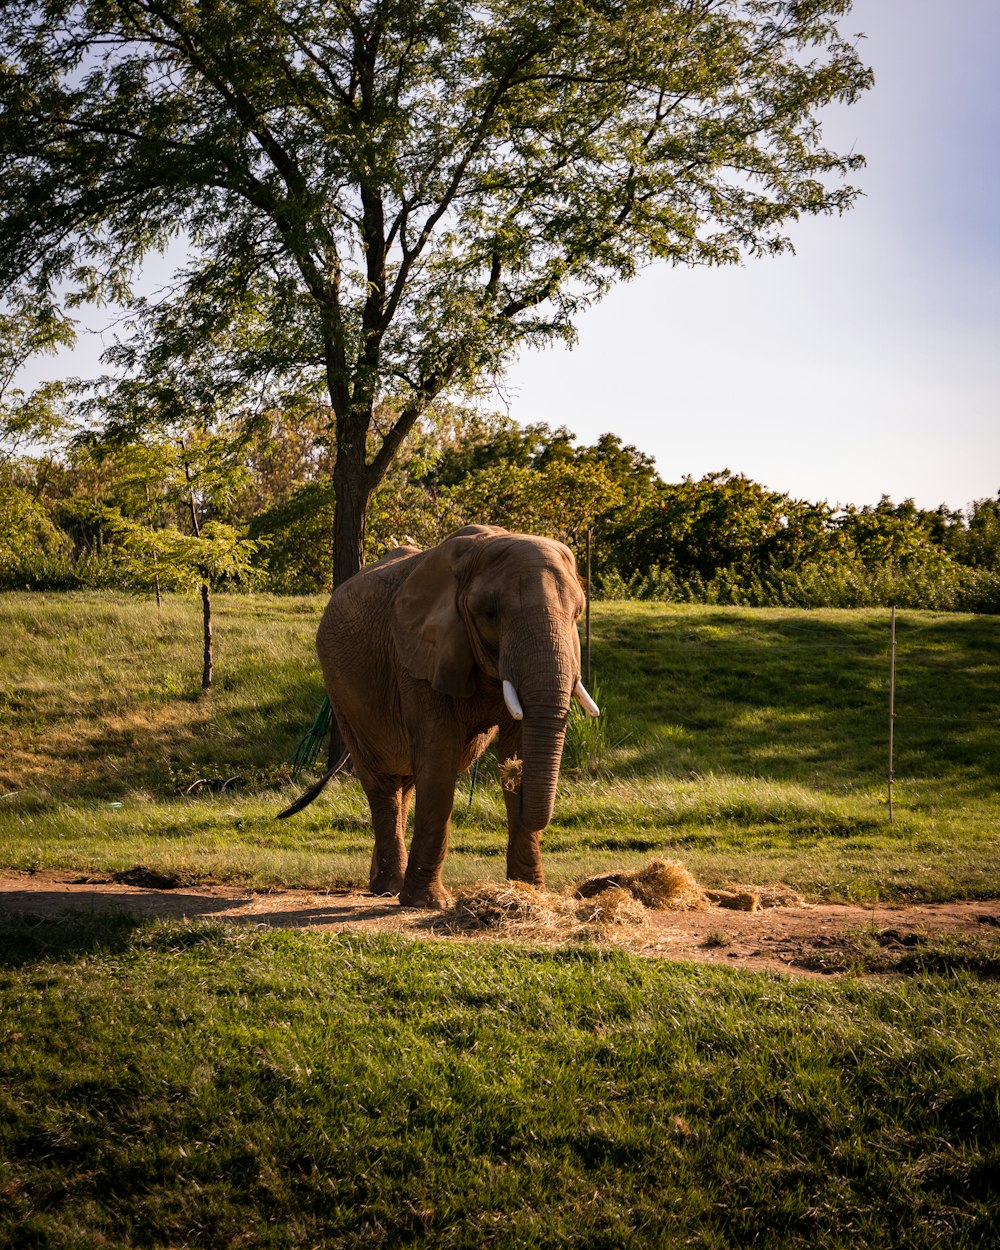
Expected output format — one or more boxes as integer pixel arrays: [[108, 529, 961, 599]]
[[3, 870, 999, 976]]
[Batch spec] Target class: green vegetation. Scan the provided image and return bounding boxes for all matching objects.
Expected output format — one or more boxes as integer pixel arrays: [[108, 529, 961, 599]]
[[0, 2, 871, 584], [1, 915, 998, 1249], [2, 593, 999, 1246], [2, 594, 997, 903], [5, 405, 1000, 610]]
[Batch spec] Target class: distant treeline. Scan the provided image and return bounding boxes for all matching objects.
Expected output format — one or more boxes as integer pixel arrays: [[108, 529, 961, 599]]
[[3, 409, 999, 612]]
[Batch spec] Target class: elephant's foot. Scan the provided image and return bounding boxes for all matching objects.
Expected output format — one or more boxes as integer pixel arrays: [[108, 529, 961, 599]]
[[506, 838, 544, 887], [369, 843, 406, 897], [369, 871, 405, 897], [398, 878, 453, 910]]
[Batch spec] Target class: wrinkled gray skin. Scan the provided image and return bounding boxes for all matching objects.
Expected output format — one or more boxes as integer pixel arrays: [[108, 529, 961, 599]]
[[316, 525, 586, 909]]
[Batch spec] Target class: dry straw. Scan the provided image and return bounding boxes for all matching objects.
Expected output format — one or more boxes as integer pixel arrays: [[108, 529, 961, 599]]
[[436, 879, 646, 942], [704, 884, 807, 912], [434, 859, 806, 944], [499, 757, 523, 792], [575, 858, 710, 911]]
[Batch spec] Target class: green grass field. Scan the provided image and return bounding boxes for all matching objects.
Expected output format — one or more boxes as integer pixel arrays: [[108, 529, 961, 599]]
[[1, 592, 998, 901], [2, 914, 999, 1249], [2, 592, 999, 1248]]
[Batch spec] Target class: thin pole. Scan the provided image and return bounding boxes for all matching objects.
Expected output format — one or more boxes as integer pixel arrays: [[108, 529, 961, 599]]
[[888, 605, 896, 822], [201, 582, 213, 691], [585, 527, 592, 685]]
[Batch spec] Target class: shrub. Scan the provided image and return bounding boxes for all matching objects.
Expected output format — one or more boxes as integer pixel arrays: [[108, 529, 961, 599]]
[[0, 487, 74, 589], [594, 554, 1000, 613]]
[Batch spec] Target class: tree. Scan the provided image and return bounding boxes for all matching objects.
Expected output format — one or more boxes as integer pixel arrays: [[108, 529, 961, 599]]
[[0, 294, 73, 471], [430, 420, 655, 550], [957, 495, 1000, 571], [834, 496, 948, 567], [0, 484, 71, 587], [75, 416, 258, 686], [446, 458, 627, 548], [0, 0, 871, 584], [607, 469, 836, 581], [110, 514, 258, 688]]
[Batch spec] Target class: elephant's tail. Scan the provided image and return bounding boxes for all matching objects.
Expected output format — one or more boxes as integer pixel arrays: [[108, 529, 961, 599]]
[[276, 750, 351, 819]]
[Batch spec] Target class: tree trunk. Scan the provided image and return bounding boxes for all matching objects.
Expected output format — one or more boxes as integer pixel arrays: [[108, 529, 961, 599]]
[[331, 436, 373, 589], [325, 391, 425, 764], [201, 582, 213, 691], [327, 431, 373, 766]]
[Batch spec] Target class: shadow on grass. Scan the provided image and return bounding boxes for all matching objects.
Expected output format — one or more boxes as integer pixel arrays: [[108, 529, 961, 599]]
[[7, 678, 328, 805], [794, 925, 1000, 978], [0, 908, 235, 970], [0, 909, 151, 970], [593, 608, 1000, 799]]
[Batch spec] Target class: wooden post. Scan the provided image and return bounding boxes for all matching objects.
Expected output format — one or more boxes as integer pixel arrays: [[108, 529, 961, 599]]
[[888, 605, 896, 821], [201, 582, 213, 691], [585, 527, 593, 685]]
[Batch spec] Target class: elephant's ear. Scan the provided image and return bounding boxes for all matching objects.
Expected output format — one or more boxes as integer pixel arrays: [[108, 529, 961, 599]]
[[391, 539, 479, 699]]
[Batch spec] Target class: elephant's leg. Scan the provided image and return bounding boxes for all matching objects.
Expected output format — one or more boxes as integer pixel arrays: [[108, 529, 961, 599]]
[[498, 720, 545, 887], [399, 763, 459, 910], [363, 779, 412, 896]]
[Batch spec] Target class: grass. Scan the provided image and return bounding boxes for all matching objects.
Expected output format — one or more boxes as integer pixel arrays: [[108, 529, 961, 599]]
[[2, 592, 1000, 1246], [795, 925, 1000, 977], [1, 592, 998, 901], [1, 913, 999, 1249]]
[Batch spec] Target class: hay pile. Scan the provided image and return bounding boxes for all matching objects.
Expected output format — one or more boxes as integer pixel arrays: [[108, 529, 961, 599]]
[[575, 858, 710, 911], [576, 860, 805, 914], [438, 879, 647, 941], [705, 884, 806, 912], [434, 860, 806, 944]]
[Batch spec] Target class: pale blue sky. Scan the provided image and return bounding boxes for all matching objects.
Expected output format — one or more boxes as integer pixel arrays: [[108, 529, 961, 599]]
[[18, 0, 999, 512], [505, 0, 1000, 512]]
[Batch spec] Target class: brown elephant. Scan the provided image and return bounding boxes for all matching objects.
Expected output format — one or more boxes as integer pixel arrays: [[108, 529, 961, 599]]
[[279, 525, 600, 908]]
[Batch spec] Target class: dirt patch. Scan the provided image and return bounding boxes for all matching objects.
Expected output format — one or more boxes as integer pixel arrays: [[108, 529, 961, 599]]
[[2, 868, 999, 977], [112, 867, 198, 890]]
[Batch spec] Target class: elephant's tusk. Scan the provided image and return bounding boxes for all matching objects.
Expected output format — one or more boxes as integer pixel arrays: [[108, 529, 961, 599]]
[[502, 680, 524, 721], [574, 680, 600, 717]]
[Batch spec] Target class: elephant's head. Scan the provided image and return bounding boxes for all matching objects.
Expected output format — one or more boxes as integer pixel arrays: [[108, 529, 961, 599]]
[[391, 526, 598, 833]]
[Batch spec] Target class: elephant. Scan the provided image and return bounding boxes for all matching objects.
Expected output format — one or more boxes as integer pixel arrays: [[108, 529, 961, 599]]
[[278, 525, 600, 909]]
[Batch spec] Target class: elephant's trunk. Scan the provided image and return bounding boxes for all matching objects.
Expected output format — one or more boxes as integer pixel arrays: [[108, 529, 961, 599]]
[[502, 607, 578, 835], [519, 709, 568, 833]]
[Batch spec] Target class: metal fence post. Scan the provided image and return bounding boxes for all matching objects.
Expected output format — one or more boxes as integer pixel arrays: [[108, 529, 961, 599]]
[[888, 605, 896, 821]]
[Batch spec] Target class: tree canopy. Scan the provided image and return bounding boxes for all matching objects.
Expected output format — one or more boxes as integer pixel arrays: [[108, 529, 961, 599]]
[[1, 0, 871, 582], [6, 404, 999, 612]]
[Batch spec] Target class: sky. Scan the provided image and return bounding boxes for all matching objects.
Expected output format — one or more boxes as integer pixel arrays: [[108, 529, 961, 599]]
[[503, 0, 1000, 512], [15, 0, 999, 514]]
